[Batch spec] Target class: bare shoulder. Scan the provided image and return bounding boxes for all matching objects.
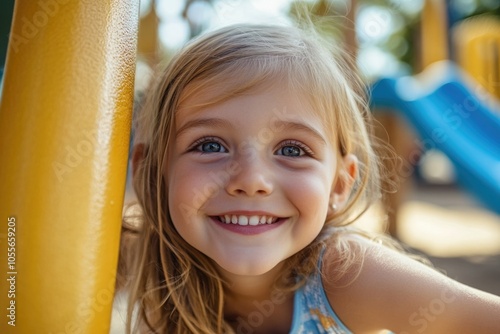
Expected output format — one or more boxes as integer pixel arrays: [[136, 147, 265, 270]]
[[321, 234, 500, 333]]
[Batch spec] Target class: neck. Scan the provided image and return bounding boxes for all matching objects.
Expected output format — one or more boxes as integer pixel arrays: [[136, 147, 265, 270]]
[[220, 262, 294, 327], [222, 262, 283, 299]]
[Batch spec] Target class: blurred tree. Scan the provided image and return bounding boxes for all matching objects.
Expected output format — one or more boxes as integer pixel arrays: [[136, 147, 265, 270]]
[[0, 0, 15, 76], [286, 0, 500, 75], [288, 0, 422, 76], [140, 0, 500, 81]]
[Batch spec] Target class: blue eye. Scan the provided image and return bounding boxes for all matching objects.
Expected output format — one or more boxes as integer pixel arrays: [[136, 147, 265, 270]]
[[190, 137, 228, 154], [201, 141, 225, 153], [278, 146, 303, 157], [276, 140, 310, 157]]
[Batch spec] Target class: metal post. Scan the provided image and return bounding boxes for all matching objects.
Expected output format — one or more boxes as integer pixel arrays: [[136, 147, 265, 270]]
[[0, 0, 138, 332]]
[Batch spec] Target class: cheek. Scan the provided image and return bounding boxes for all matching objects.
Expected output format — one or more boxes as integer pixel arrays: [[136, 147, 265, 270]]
[[282, 171, 333, 218], [168, 167, 198, 216], [167, 162, 224, 222]]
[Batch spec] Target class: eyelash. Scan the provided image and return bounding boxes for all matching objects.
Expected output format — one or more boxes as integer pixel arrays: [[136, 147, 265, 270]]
[[277, 140, 314, 157], [187, 137, 314, 156], [188, 136, 226, 153]]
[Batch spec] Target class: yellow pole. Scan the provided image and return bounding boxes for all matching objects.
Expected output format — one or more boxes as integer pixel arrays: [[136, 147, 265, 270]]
[[454, 16, 500, 101], [138, 0, 160, 66], [420, 0, 449, 69], [0, 1, 138, 333]]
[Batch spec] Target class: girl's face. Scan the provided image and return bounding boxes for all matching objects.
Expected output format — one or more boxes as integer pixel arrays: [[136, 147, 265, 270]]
[[166, 84, 347, 277]]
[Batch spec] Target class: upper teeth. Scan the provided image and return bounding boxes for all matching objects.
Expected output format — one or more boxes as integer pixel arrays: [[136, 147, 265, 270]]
[[219, 215, 277, 226]]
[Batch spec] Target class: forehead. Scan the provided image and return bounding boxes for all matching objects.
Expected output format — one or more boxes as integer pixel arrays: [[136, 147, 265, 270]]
[[173, 81, 337, 150], [178, 77, 331, 123], [177, 81, 318, 124]]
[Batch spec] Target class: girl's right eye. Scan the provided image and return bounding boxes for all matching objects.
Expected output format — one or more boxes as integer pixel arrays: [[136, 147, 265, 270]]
[[190, 138, 228, 154]]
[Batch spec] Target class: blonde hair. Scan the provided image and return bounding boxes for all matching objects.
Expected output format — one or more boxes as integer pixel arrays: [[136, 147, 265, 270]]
[[123, 23, 391, 333]]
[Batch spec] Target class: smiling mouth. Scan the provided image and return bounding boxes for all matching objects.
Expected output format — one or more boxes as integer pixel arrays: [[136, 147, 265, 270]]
[[213, 215, 280, 226]]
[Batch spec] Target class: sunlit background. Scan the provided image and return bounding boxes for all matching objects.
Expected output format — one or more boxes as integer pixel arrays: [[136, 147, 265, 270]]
[[134, 0, 499, 79]]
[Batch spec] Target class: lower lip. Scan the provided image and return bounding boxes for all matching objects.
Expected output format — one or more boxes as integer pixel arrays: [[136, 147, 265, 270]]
[[210, 217, 286, 235]]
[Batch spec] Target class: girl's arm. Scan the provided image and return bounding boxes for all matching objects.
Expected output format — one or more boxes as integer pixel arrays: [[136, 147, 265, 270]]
[[324, 236, 500, 333]]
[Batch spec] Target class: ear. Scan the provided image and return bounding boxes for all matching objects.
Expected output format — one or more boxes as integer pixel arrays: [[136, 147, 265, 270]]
[[131, 143, 147, 177], [329, 154, 358, 214]]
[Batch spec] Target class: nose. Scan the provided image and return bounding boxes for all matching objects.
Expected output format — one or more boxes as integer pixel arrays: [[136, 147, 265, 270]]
[[225, 152, 274, 197]]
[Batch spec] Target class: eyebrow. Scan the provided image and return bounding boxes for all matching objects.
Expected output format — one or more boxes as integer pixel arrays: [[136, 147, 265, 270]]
[[272, 120, 327, 144], [176, 117, 327, 144], [176, 118, 232, 137]]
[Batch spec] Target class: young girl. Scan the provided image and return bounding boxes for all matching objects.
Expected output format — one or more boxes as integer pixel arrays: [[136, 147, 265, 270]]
[[122, 23, 500, 333]]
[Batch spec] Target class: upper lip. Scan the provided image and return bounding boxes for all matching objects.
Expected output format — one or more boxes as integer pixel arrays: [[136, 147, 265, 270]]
[[210, 211, 282, 217], [212, 211, 284, 225]]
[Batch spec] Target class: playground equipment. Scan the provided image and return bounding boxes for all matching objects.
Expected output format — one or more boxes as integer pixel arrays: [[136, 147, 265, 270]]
[[371, 61, 500, 214], [0, 1, 138, 333], [371, 1, 500, 238], [454, 15, 500, 101], [420, 0, 449, 69]]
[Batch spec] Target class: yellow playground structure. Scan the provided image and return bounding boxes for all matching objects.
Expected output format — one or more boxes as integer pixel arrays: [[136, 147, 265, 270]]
[[0, 1, 138, 332]]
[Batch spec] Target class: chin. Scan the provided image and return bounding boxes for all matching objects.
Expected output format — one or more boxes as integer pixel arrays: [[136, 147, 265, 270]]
[[214, 256, 283, 277]]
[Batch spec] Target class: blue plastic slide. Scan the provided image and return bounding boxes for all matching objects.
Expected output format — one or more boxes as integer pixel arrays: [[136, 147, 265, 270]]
[[370, 61, 500, 214]]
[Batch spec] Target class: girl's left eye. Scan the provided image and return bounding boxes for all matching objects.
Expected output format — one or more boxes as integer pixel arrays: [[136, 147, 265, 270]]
[[275, 141, 312, 157]]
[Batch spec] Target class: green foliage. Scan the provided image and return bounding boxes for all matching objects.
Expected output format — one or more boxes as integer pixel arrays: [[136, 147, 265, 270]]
[[0, 0, 15, 68]]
